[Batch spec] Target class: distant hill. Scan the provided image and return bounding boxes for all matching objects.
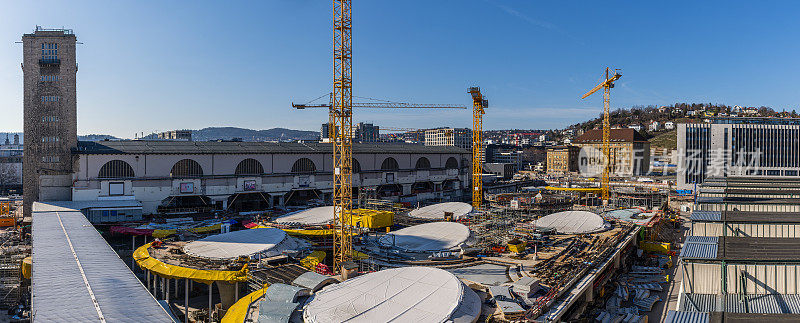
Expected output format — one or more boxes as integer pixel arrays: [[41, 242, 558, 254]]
[[191, 127, 319, 142], [649, 129, 677, 150], [79, 134, 120, 141]]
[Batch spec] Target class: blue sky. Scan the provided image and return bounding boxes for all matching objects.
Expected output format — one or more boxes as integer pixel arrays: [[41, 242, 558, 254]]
[[1, 1, 800, 138]]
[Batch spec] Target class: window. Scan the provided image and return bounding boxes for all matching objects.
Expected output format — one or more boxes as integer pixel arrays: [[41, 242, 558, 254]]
[[98, 160, 135, 179], [41, 42, 58, 60], [40, 75, 59, 82], [445, 157, 459, 169], [41, 156, 60, 163], [109, 182, 125, 196], [291, 158, 316, 174], [171, 159, 204, 177], [352, 158, 362, 173], [40, 96, 60, 102], [41, 116, 59, 122], [381, 157, 399, 171], [415, 157, 431, 170], [235, 158, 264, 175]]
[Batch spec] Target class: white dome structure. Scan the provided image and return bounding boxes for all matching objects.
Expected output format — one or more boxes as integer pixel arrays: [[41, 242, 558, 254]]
[[303, 267, 481, 323], [378, 222, 473, 252], [272, 206, 334, 226], [182, 228, 310, 260], [533, 210, 609, 234], [408, 202, 473, 220]]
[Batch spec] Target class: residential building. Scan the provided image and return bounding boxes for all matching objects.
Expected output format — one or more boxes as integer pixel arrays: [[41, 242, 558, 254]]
[[424, 128, 472, 150], [664, 121, 675, 130], [627, 124, 642, 131], [546, 145, 580, 173], [677, 117, 800, 189], [22, 27, 78, 215], [648, 121, 660, 132], [573, 128, 650, 177]]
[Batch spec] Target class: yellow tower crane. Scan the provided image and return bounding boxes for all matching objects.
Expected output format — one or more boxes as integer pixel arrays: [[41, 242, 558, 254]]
[[581, 68, 621, 205], [297, 0, 466, 272], [330, 0, 354, 272], [468, 87, 487, 209]]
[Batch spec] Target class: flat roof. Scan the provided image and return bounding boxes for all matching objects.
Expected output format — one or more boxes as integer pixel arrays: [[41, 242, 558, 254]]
[[679, 293, 800, 316], [691, 210, 800, 223], [74, 140, 469, 155], [682, 236, 800, 261], [666, 310, 800, 323], [31, 202, 173, 322], [697, 196, 800, 205]]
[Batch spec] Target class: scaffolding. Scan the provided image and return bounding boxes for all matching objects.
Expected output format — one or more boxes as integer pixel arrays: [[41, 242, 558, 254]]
[[0, 230, 29, 309]]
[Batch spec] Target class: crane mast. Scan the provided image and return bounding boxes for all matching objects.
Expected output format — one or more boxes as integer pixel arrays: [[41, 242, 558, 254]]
[[581, 67, 621, 205], [469, 87, 487, 209], [331, 0, 353, 270]]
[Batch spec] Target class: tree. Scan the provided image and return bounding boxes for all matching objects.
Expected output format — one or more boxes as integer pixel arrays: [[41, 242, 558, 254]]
[[0, 163, 18, 194]]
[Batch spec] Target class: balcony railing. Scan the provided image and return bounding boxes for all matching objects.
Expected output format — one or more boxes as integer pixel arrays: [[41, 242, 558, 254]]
[[39, 58, 60, 65]]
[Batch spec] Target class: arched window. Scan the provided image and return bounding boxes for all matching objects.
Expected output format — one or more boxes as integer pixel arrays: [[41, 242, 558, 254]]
[[291, 158, 316, 174], [352, 158, 362, 173], [381, 157, 399, 171], [235, 158, 264, 175], [445, 157, 459, 169], [415, 157, 431, 170], [98, 160, 134, 179], [171, 159, 203, 178]]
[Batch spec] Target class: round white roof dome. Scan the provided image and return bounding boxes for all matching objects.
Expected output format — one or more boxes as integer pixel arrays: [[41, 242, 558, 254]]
[[408, 202, 473, 220], [303, 267, 480, 323], [378, 222, 472, 252]]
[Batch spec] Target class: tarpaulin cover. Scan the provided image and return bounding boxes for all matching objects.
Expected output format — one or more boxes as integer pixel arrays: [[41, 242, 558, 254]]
[[133, 243, 248, 284], [221, 287, 268, 323], [379, 222, 473, 252], [110, 226, 154, 236], [111, 222, 221, 238], [303, 267, 480, 323], [408, 202, 473, 220], [21, 256, 31, 280], [300, 251, 327, 271], [152, 222, 222, 238]]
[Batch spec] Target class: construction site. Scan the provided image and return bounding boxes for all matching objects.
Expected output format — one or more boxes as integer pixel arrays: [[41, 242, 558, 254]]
[[15, 1, 685, 323]]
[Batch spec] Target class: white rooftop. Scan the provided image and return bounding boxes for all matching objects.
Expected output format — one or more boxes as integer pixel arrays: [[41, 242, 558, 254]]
[[182, 228, 308, 260], [379, 222, 473, 252], [273, 206, 334, 226], [534, 210, 609, 234], [303, 267, 481, 323], [408, 202, 473, 220], [31, 202, 173, 322]]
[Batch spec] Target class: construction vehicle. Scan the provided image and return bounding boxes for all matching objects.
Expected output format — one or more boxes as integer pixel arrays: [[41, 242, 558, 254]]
[[468, 87, 487, 209], [581, 68, 622, 205]]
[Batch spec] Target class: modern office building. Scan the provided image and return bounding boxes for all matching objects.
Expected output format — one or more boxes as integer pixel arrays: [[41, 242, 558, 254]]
[[22, 27, 78, 215], [424, 128, 472, 150], [355, 122, 379, 143], [677, 118, 800, 189], [673, 177, 800, 319], [573, 128, 650, 177]]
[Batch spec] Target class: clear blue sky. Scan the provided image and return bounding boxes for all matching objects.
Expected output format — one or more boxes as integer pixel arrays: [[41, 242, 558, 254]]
[[2, 1, 799, 138]]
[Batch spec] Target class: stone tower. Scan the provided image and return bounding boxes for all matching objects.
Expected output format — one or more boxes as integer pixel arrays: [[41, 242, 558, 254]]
[[22, 27, 78, 215]]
